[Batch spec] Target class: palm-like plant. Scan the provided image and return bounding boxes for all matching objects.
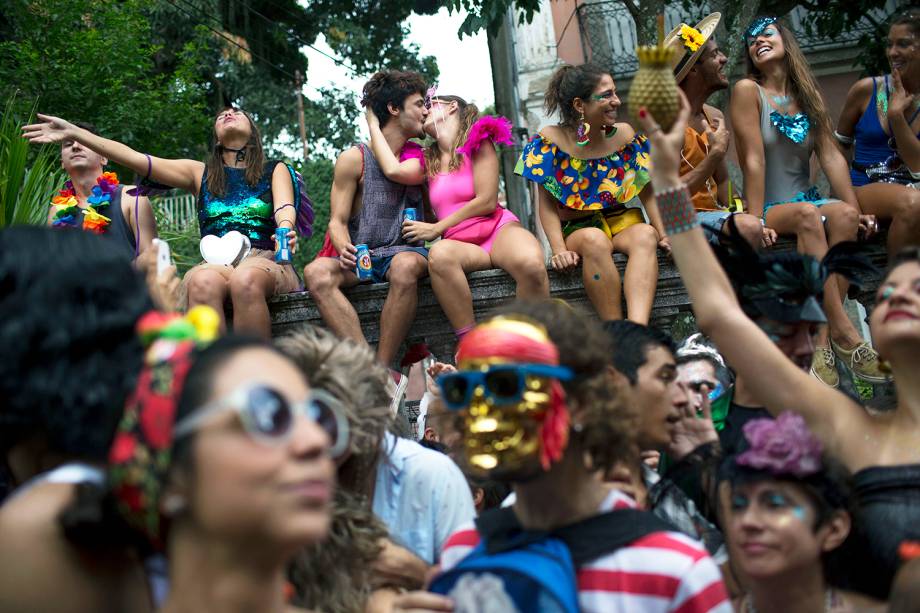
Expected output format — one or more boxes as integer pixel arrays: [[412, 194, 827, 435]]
[[0, 97, 67, 227]]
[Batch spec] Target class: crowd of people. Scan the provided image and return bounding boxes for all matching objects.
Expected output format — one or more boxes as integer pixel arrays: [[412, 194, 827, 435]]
[[4, 8, 920, 613]]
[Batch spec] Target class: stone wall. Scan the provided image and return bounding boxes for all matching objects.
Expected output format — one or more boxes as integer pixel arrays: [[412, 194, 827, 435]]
[[269, 236, 890, 365]]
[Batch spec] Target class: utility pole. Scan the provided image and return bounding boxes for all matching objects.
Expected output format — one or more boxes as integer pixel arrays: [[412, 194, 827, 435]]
[[295, 70, 309, 162]]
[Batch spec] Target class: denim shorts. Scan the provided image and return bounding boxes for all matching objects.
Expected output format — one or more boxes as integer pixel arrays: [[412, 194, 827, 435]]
[[697, 211, 732, 245], [369, 246, 429, 283]]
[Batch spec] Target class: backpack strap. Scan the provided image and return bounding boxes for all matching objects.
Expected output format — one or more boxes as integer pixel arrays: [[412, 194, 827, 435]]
[[477, 506, 677, 566]]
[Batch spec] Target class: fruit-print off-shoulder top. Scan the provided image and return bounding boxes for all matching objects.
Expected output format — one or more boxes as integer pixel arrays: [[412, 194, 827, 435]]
[[515, 132, 651, 213]]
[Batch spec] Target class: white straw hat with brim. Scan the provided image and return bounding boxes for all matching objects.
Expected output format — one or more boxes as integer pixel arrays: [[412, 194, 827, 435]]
[[665, 13, 722, 83]]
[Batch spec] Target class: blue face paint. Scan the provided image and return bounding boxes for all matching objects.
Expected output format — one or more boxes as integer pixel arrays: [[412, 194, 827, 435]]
[[792, 506, 808, 521]]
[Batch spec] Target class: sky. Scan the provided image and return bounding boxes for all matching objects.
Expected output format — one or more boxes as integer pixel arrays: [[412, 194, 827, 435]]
[[302, 7, 496, 139]]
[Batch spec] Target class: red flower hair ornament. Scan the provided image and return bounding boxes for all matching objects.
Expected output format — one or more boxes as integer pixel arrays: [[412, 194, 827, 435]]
[[107, 306, 220, 550]]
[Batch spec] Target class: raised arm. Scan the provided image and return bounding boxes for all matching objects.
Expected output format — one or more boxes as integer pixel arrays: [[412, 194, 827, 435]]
[[22, 114, 204, 195], [730, 80, 767, 218], [888, 69, 920, 172], [636, 96, 868, 458], [328, 147, 362, 269], [366, 110, 426, 185]]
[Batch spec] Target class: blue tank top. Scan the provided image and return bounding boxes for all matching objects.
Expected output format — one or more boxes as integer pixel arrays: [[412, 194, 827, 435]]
[[197, 161, 283, 250], [851, 78, 897, 187], [851, 76, 920, 187]]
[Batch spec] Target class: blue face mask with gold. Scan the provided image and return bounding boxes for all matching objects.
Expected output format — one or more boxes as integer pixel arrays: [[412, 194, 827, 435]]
[[743, 16, 778, 45]]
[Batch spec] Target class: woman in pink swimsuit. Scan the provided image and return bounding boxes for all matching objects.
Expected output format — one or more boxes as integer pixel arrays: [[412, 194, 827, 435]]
[[367, 96, 549, 340]]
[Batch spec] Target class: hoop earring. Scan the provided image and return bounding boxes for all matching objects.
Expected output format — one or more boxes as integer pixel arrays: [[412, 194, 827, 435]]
[[576, 112, 591, 147]]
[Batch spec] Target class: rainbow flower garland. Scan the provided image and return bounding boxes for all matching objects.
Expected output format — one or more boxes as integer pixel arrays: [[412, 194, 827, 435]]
[[51, 171, 119, 234]]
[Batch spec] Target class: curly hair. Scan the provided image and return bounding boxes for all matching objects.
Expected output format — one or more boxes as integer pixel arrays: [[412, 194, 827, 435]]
[[275, 327, 393, 493], [0, 226, 151, 466], [361, 70, 428, 128], [490, 300, 638, 472], [423, 94, 480, 177], [544, 64, 610, 128], [288, 488, 388, 613]]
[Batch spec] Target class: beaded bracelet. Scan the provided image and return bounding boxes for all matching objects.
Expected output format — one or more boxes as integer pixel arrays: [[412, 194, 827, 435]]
[[655, 184, 699, 235]]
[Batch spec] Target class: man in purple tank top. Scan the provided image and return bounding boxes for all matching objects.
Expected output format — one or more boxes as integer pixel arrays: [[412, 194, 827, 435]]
[[304, 71, 430, 367]]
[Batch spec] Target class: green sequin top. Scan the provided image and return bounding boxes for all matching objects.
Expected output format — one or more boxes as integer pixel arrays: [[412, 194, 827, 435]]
[[198, 161, 282, 249]]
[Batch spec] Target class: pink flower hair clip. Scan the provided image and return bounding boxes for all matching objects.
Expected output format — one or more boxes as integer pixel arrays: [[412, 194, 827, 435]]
[[736, 412, 824, 478]]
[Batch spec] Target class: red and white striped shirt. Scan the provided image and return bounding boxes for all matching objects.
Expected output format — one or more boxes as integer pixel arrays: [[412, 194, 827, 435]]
[[439, 490, 731, 613]]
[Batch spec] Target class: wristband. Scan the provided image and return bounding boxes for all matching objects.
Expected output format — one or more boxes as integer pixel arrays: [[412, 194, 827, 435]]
[[655, 184, 699, 235]]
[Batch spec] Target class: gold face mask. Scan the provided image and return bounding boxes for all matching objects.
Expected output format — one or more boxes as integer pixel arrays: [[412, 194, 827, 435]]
[[457, 357, 555, 480]]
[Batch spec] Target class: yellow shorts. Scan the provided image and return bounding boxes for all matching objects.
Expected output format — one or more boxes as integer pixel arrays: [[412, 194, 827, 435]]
[[561, 208, 645, 239]]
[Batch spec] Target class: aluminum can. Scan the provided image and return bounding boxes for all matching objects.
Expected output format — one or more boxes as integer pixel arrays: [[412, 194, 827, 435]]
[[275, 227, 291, 263], [403, 208, 418, 222], [355, 244, 373, 281]]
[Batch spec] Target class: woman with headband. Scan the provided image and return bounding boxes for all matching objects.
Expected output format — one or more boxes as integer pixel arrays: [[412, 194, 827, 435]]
[[730, 16, 884, 389], [837, 9, 920, 258], [638, 80, 920, 599], [23, 108, 306, 339], [366, 94, 549, 342], [516, 63, 666, 323]]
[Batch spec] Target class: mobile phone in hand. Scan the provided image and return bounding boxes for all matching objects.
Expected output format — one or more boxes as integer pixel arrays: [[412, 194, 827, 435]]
[[154, 239, 172, 275]]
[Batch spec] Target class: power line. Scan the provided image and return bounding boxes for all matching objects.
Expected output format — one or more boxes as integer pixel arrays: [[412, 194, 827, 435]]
[[231, 0, 362, 76]]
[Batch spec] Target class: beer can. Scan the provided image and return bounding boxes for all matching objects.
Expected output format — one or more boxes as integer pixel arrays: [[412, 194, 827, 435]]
[[403, 208, 418, 222], [275, 227, 291, 263], [355, 244, 373, 281]]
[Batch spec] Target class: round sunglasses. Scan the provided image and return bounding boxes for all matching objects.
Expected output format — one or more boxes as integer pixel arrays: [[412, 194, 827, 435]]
[[174, 385, 350, 458], [437, 363, 574, 411]]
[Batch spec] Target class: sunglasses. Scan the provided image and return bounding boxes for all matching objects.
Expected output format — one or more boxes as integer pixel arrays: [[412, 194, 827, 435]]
[[174, 385, 350, 458], [437, 364, 573, 411]]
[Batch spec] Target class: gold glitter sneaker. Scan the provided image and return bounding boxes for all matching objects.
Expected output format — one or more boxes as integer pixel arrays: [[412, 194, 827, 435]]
[[810, 346, 840, 388], [832, 340, 890, 384]]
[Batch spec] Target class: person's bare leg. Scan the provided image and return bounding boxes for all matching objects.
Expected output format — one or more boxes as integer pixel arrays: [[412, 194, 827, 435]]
[[428, 239, 491, 330], [856, 182, 920, 256], [489, 223, 550, 299], [611, 223, 659, 325], [228, 266, 275, 339], [303, 257, 365, 344], [565, 227, 622, 320], [185, 268, 230, 332], [822, 202, 862, 347], [377, 251, 429, 366]]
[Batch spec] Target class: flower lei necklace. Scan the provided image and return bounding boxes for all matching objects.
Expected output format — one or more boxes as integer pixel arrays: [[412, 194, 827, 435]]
[[51, 171, 119, 234]]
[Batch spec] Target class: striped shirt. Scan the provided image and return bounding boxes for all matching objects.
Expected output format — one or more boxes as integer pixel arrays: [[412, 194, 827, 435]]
[[439, 490, 731, 613]]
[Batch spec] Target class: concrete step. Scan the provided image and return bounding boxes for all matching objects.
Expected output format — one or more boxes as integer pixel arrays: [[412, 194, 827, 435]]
[[269, 236, 890, 364]]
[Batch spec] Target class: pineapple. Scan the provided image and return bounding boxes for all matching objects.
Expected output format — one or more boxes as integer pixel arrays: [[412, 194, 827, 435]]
[[629, 45, 680, 132]]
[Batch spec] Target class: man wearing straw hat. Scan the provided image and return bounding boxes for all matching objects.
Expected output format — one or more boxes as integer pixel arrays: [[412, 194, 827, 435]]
[[666, 13, 776, 249]]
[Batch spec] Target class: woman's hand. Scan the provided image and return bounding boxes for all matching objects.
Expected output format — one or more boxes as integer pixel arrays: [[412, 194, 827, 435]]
[[657, 235, 672, 254], [391, 591, 454, 612], [858, 214, 879, 240], [761, 225, 778, 248], [366, 107, 381, 130], [21, 113, 78, 145], [550, 250, 580, 270], [403, 220, 441, 243], [272, 228, 299, 255], [667, 385, 719, 461], [636, 91, 692, 192], [426, 362, 457, 396], [889, 69, 912, 119]]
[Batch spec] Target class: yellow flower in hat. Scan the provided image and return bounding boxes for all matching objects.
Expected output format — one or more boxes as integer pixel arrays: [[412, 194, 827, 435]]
[[680, 24, 705, 52]]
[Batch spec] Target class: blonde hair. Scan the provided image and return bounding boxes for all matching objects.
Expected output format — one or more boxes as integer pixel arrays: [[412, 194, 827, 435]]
[[423, 95, 480, 178], [276, 327, 392, 494], [745, 19, 833, 154]]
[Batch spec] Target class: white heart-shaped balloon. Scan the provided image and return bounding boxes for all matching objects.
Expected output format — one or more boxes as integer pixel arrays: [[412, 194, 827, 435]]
[[200, 231, 251, 266]]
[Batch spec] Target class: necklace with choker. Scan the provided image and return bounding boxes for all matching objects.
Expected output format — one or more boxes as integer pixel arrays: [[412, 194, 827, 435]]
[[221, 144, 247, 163]]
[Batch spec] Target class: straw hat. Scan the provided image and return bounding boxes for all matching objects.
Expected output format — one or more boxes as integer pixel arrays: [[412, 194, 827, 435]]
[[665, 13, 722, 83]]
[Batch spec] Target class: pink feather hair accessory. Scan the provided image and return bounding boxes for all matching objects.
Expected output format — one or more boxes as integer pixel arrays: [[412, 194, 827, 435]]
[[457, 115, 514, 157]]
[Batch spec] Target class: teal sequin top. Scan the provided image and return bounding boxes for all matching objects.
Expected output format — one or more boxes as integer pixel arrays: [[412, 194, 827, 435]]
[[198, 161, 282, 249]]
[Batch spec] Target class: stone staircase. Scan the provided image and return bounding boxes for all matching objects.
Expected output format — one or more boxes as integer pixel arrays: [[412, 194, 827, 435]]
[[270, 235, 891, 366]]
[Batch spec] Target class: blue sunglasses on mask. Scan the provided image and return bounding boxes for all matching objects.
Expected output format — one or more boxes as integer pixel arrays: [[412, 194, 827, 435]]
[[437, 363, 574, 410]]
